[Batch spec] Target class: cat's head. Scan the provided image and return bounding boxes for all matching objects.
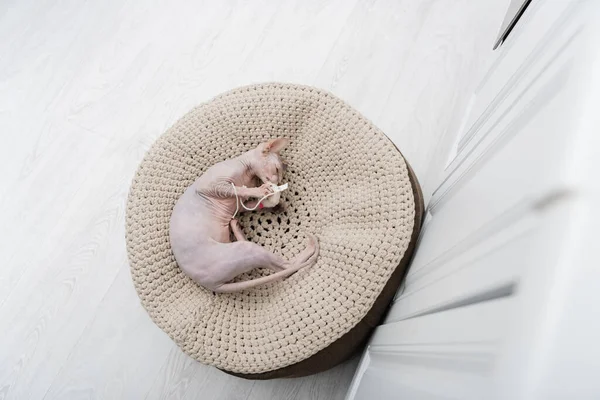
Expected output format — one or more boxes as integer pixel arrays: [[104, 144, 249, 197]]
[[253, 137, 289, 184]]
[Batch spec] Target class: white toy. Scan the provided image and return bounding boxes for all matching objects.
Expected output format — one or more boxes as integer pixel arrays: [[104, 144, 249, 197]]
[[231, 182, 289, 218], [259, 182, 288, 208]]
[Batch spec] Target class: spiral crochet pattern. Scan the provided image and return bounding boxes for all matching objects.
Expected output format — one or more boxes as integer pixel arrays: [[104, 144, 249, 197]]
[[125, 83, 422, 378]]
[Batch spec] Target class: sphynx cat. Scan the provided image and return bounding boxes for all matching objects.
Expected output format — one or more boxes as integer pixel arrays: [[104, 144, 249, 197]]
[[169, 138, 319, 293]]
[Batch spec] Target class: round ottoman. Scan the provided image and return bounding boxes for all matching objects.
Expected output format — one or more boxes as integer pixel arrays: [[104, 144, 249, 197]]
[[126, 83, 423, 379]]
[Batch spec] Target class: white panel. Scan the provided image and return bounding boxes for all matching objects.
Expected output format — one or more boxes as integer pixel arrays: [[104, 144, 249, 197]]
[[414, 0, 592, 290], [453, 2, 585, 167], [386, 214, 535, 322], [352, 299, 514, 400], [410, 57, 576, 278], [490, 197, 583, 399], [457, 0, 574, 149], [349, 1, 600, 399]]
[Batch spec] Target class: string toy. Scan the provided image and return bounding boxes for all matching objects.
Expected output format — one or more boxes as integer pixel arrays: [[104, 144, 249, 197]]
[[231, 182, 289, 219]]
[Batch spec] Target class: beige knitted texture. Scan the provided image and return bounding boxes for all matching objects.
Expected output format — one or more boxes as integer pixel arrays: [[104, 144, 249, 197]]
[[125, 83, 415, 374]]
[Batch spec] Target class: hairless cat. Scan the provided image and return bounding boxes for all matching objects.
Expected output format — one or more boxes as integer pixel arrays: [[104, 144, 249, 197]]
[[169, 138, 319, 293]]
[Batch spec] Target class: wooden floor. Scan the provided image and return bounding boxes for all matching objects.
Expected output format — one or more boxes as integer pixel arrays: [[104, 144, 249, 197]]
[[0, 0, 505, 399]]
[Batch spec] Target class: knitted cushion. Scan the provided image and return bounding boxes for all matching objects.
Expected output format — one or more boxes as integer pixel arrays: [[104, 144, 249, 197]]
[[125, 83, 423, 378]]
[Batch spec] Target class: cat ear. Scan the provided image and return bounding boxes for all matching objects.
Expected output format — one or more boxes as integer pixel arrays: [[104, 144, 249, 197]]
[[262, 137, 290, 154]]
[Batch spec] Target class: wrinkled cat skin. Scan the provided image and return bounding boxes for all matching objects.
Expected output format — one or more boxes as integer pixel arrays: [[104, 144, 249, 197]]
[[169, 138, 319, 293]]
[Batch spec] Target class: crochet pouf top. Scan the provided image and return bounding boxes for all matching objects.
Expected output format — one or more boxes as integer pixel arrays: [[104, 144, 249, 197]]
[[126, 83, 420, 377]]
